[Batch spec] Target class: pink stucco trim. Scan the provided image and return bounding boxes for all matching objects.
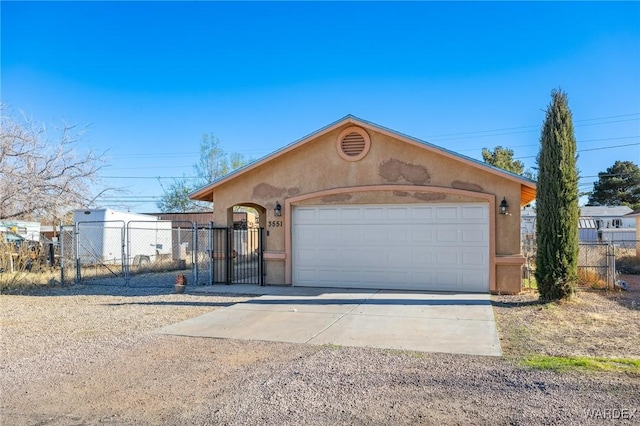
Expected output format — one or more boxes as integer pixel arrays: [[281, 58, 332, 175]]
[[283, 185, 498, 292], [263, 251, 286, 260], [495, 255, 526, 265]]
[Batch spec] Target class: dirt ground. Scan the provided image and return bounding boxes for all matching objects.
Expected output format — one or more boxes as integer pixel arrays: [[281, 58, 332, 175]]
[[492, 274, 640, 359], [1, 280, 639, 425]]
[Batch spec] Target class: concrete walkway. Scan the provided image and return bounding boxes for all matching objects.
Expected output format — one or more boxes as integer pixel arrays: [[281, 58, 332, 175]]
[[155, 285, 502, 356]]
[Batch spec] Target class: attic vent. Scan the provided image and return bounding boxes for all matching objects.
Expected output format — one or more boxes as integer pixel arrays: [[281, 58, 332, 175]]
[[336, 126, 371, 161], [341, 132, 366, 156]]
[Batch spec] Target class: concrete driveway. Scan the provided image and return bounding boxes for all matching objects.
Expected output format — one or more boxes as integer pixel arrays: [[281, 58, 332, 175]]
[[156, 285, 502, 356]]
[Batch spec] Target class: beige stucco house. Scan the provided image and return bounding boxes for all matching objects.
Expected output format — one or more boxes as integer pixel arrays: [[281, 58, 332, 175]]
[[190, 115, 536, 294]]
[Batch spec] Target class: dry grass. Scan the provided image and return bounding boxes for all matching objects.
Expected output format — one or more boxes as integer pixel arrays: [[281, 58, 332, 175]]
[[577, 268, 608, 289], [492, 274, 640, 360], [617, 252, 640, 274]]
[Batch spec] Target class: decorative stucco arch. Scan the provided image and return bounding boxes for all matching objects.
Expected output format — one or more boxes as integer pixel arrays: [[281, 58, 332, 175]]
[[226, 202, 267, 229]]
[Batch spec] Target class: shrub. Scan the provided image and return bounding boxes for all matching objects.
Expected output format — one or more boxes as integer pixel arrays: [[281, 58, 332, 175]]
[[616, 254, 640, 275]]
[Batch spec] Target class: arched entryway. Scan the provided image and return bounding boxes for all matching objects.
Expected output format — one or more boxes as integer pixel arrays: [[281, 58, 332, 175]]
[[219, 203, 266, 284]]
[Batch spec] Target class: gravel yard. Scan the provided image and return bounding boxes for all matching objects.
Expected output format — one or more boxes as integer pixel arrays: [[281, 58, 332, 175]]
[[1, 283, 639, 425]]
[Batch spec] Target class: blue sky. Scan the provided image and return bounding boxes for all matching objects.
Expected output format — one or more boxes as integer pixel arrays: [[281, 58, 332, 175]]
[[2, 1, 639, 213]]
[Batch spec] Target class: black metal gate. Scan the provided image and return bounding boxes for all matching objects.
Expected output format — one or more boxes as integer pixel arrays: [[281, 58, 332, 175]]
[[231, 227, 264, 284], [210, 226, 264, 285]]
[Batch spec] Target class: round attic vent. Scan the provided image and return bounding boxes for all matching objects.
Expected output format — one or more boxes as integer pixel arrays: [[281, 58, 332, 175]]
[[336, 126, 371, 161]]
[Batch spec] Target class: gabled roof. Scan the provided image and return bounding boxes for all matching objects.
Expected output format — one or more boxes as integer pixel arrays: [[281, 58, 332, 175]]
[[626, 209, 640, 217], [580, 206, 633, 217], [190, 115, 537, 204]]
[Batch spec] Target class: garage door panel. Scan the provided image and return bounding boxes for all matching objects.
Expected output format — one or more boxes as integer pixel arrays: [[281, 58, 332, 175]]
[[294, 208, 315, 222], [461, 270, 488, 290], [364, 229, 385, 243], [462, 205, 487, 221], [436, 228, 459, 243], [436, 270, 459, 285], [435, 206, 459, 221], [462, 228, 486, 243], [293, 204, 489, 292], [363, 207, 385, 221], [296, 227, 317, 242], [340, 228, 361, 245], [387, 248, 413, 266], [362, 270, 388, 283], [411, 248, 436, 264], [462, 251, 486, 266], [410, 228, 434, 242], [388, 207, 410, 220], [388, 229, 410, 243], [436, 250, 459, 265], [363, 247, 385, 262], [411, 206, 434, 220], [339, 208, 362, 221], [296, 248, 320, 264], [317, 208, 339, 221], [316, 248, 340, 264]]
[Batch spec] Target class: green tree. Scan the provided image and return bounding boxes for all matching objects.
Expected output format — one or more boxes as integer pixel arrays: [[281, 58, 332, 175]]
[[587, 161, 640, 210], [194, 134, 231, 188], [156, 178, 202, 213], [157, 134, 248, 213], [481, 146, 525, 175], [535, 89, 580, 301]]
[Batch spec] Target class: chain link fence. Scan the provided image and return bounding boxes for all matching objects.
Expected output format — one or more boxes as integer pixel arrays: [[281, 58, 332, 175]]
[[521, 233, 626, 290], [59, 220, 264, 288]]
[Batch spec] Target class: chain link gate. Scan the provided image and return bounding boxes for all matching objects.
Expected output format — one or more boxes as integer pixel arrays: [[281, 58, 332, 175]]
[[578, 243, 616, 290], [73, 220, 127, 285], [125, 220, 196, 288]]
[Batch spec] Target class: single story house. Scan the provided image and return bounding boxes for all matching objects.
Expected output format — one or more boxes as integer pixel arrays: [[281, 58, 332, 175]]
[[522, 205, 637, 244], [580, 206, 636, 246], [580, 206, 635, 230], [190, 115, 537, 294]]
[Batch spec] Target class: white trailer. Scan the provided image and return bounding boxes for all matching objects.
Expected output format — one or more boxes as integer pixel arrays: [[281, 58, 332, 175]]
[[73, 209, 173, 266]]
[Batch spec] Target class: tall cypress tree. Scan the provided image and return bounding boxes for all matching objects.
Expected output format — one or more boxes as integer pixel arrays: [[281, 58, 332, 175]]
[[535, 89, 579, 301]]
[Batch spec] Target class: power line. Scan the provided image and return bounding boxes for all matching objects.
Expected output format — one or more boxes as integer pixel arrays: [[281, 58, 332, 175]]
[[456, 135, 639, 153], [515, 142, 640, 159], [579, 142, 640, 153], [423, 115, 640, 142]]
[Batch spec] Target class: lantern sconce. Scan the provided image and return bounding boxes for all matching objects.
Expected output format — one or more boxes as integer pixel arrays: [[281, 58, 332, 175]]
[[499, 197, 509, 215], [274, 201, 282, 217]]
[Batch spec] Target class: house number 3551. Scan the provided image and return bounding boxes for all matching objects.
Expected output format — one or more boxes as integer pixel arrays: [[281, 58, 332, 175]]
[[268, 220, 283, 228]]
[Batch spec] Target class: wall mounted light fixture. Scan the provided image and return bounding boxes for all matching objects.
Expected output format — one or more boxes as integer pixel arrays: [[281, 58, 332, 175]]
[[274, 201, 282, 217], [499, 197, 509, 215]]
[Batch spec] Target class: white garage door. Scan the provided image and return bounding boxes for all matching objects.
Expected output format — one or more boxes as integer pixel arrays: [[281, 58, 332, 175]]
[[292, 203, 489, 292]]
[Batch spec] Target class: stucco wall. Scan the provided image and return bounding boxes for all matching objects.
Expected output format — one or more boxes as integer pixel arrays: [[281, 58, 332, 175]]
[[209, 123, 525, 293]]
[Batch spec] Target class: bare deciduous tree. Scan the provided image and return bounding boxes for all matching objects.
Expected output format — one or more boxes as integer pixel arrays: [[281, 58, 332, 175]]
[[1, 105, 109, 221]]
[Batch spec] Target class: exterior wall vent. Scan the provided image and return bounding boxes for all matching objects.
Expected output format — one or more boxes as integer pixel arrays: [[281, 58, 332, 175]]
[[336, 126, 371, 161]]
